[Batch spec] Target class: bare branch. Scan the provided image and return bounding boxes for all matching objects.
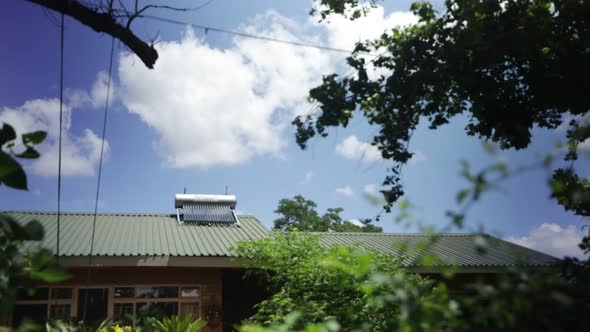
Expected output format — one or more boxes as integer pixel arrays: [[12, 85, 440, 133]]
[[26, 0, 158, 69], [126, 4, 196, 29]]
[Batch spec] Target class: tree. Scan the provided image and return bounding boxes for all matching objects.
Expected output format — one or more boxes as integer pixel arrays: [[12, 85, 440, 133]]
[[24, 0, 203, 69], [273, 195, 382, 232], [0, 124, 68, 319], [237, 233, 590, 332], [234, 232, 455, 331], [233, 1, 590, 331], [295, 0, 590, 215]]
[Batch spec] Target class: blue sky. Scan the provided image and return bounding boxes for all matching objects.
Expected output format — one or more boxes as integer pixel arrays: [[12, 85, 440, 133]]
[[1, 0, 588, 258]]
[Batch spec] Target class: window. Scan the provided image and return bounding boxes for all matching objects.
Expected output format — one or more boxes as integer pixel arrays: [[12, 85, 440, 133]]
[[51, 288, 72, 299], [136, 302, 178, 320], [136, 286, 178, 298], [13, 287, 73, 327], [50, 304, 71, 321], [114, 287, 134, 298], [17, 288, 49, 301], [113, 303, 134, 325], [12, 304, 48, 327], [111, 285, 201, 322]]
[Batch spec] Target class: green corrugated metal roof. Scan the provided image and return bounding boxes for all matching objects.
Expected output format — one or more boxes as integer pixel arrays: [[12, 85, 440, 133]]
[[316, 232, 558, 267], [5, 211, 269, 257], [5, 211, 557, 267]]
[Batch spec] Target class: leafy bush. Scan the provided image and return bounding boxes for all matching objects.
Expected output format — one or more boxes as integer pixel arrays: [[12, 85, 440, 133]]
[[234, 232, 458, 331], [236, 232, 590, 331], [143, 315, 206, 332], [0, 214, 68, 318]]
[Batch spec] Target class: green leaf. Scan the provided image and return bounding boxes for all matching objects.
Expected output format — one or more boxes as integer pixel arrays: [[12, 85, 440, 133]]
[[23, 220, 44, 241], [456, 189, 469, 203], [0, 151, 20, 176], [0, 123, 17, 145], [22, 131, 47, 146], [28, 265, 70, 283], [0, 151, 28, 190], [15, 148, 40, 159]]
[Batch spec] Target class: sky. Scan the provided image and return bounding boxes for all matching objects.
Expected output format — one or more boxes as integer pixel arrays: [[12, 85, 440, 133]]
[[0, 0, 588, 258]]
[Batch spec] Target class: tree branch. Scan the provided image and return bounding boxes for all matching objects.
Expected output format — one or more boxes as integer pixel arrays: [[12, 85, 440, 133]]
[[26, 0, 158, 69]]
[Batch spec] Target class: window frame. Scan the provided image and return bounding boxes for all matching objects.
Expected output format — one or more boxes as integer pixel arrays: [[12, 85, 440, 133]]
[[13, 287, 74, 323], [13, 284, 201, 325], [111, 285, 202, 322]]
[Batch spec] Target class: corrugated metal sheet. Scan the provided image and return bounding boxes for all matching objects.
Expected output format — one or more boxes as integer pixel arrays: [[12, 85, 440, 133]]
[[5, 211, 269, 257], [316, 232, 558, 267], [4, 211, 558, 267]]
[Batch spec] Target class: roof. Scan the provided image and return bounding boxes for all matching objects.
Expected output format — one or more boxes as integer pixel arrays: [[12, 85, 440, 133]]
[[5, 211, 558, 269], [5, 211, 269, 257], [317, 232, 558, 268]]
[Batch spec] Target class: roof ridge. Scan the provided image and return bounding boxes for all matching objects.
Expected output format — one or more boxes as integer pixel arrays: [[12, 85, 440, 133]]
[[314, 232, 482, 236], [1, 210, 172, 217]]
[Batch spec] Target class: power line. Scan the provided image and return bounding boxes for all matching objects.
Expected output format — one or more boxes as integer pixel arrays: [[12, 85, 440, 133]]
[[82, 35, 115, 323], [140, 14, 372, 55], [56, 12, 64, 260]]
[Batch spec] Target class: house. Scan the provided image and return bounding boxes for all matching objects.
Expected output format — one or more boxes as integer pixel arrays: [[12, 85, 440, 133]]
[[4, 194, 558, 332]]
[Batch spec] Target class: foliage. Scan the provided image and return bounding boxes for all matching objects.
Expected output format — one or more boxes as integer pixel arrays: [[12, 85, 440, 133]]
[[1, 122, 67, 319], [310, 0, 378, 21], [236, 232, 590, 332], [4, 315, 206, 332], [0, 123, 46, 190], [295, 0, 590, 210], [142, 315, 206, 332], [273, 195, 382, 232], [0, 214, 69, 319], [234, 232, 458, 331], [245, 1, 590, 331]]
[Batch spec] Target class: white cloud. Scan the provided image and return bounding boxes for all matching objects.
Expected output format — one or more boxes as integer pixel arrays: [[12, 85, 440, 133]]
[[89, 71, 115, 109], [0, 72, 110, 176], [363, 183, 379, 196], [314, 6, 417, 51], [408, 150, 427, 165], [117, 7, 415, 168], [348, 218, 365, 227], [312, 6, 417, 80], [302, 170, 314, 184], [335, 135, 382, 162], [118, 13, 334, 168], [505, 223, 586, 258], [336, 185, 354, 197], [65, 71, 115, 109]]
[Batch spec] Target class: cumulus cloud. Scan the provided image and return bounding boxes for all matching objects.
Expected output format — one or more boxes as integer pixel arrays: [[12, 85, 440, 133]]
[[348, 218, 365, 227], [363, 183, 379, 196], [505, 223, 586, 258], [117, 7, 415, 168], [118, 13, 334, 168], [335, 135, 382, 162], [0, 97, 108, 176], [312, 6, 417, 80], [65, 71, 115, 109], [314, 6, 418, 50], [336, 185, 355, 197], [408, 150, 427, 165], [335, 135, 426, 165]]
